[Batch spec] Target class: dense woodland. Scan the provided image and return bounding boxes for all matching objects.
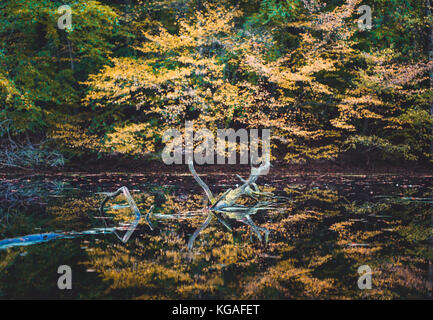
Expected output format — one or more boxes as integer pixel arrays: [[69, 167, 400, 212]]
[[1, 0, 433, 170], [1, 1, 433, 301]]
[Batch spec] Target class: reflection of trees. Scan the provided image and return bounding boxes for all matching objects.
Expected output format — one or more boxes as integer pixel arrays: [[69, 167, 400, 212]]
[[1, 183, 432, 299], [0, 179, 64, 232], [81, 185, 432, 299], [0, 195, 110, 298]]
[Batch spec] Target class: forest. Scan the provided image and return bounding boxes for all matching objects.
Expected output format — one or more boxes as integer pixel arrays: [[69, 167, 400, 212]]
[[1, 0, 432, 171], [1, 1, 433, 301]]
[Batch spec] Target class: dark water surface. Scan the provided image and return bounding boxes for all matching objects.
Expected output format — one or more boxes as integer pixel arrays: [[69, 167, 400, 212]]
[[0, 172, 432, 299]]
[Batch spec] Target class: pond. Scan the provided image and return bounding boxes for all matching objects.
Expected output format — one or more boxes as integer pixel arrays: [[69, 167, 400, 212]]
[[0, 171, 432, 299]]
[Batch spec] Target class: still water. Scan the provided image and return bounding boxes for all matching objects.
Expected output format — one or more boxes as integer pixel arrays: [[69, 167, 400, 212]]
[[0, 172, 432, 299]]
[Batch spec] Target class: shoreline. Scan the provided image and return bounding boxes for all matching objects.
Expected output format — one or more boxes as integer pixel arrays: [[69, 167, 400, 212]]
[[0, 159, 431, 177]]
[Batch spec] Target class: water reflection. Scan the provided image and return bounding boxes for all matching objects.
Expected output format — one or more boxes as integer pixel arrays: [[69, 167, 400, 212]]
[[0, 174, 432, 299]]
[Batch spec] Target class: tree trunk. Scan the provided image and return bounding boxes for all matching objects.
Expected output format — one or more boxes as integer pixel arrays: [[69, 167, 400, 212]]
[[67, 39, 74, 71], [425, 0, 433, 298], [427, 0, 433, 155]]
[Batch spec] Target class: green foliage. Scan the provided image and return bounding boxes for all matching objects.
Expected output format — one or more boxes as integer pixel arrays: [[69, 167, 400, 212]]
[[0, 0, 122, 134], [0, 0, 432, 166], [343, 135, 417, 163]]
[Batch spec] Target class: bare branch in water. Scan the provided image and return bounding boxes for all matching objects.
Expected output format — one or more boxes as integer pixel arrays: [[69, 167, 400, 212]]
[[98, 160, 287, 250], [99, 186, 143, 243], [187, 159, 276, 250]]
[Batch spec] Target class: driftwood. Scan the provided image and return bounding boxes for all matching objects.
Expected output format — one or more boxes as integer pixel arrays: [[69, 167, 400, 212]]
[[2, 163, 284, 250], [1, 187, 145, 250], [0, 228, 122, 250], [99, 186, 144, 243], [186, 159, 275, 250], [99, 160, 286, 250]]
